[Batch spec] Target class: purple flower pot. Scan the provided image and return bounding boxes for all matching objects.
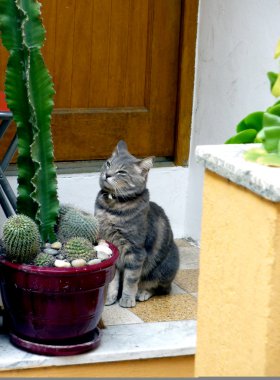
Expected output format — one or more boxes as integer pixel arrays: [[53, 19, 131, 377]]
[[0, 243, 119, 356]]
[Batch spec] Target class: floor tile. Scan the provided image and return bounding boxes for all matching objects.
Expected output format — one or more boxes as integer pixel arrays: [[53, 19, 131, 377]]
[[170, 282, 187, 295], [102, 303, 144, 326], [175, 238, 190, 247], [174, 269, 199, 293], [175, 240, 200, 268], [130, 294, 197, 322], [179, 250, 199, 269]]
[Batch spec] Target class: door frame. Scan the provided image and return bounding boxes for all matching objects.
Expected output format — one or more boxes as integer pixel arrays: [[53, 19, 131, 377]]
[[174, 0, 199, 166]]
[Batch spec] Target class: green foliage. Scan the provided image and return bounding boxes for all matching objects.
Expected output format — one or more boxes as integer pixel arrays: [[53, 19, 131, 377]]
[[225, 39, 280, 167], [267, 72, 278, 91], [244, 147, 280, 167], [3, 214, 41, 264], [0, 0, 59, 242], [236, 111, 264, 133], [58, 207, 99, 243], [241, 113, 280, 167], [225, 129, 257, 144], [34, 252, 55, 267], [270, 40, 280, 97], [64, 237, 95, 262]]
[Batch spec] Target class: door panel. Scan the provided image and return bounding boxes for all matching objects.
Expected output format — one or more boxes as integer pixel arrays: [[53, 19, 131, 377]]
[[0, 0, 182, 161]]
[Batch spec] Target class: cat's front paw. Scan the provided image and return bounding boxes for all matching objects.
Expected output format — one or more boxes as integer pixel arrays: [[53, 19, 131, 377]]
[[136, 289, 154, 302], [105, 291, 118, 306], [119, 295, 136, 308]]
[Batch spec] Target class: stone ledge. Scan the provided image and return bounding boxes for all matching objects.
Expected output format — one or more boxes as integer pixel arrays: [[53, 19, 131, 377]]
[[195, 144, 280, 202], [0, 320, 196, 372]]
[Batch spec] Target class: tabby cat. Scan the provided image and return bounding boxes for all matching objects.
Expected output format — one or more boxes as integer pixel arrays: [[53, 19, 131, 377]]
[[94, 141, 179, 308]]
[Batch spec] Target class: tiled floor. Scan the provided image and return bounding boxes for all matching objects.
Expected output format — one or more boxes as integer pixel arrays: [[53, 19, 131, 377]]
[[102, 239, 200, 326]]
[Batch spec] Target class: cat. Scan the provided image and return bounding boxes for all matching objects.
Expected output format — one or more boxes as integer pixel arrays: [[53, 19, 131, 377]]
[[94, 140, 179, 308]]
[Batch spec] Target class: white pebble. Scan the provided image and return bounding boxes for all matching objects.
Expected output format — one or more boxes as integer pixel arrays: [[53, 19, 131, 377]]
[[87, 258, 102, 265], [98, 240, 109, 247], [54, 259, 71, 268], [97, 251, 111, 260], [94, 245, 112, 256], [71, 259, 87, 267], [51, 242, 62, 250]]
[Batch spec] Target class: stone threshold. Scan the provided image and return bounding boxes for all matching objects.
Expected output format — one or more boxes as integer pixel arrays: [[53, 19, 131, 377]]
[[0, 320, 196, 372]]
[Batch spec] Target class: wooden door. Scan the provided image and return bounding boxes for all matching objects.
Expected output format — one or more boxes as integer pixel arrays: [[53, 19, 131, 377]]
[[0, 0, 197, 162]]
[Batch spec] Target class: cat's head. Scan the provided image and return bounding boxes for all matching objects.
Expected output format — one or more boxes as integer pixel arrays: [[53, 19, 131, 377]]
[[99, 140, 154, 198]]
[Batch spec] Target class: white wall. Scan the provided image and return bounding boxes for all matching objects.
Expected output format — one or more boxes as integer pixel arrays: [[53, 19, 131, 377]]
[[57, 166, 189, 239], [185, 0, 280, 241], [1, 167, 189, 239]]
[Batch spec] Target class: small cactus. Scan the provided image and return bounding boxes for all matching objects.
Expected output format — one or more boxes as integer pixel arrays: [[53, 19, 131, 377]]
[[64, 237, 95, 261], [58, 207, 99, 243], [34, 252, 55, 267], [3, 214, 41, 264], [58, 203, 76, 219]]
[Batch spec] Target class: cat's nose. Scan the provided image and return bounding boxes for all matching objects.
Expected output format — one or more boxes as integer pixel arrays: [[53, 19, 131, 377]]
[[106, 173, 112, 179]]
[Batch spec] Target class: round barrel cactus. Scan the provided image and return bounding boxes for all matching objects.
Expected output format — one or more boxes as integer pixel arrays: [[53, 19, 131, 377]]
[[3, 214, 41, 264], [64, 237, 95, 262], [58, 203, 76, 219], [58, 207, 99, 243], [34, 252, 55, 267]]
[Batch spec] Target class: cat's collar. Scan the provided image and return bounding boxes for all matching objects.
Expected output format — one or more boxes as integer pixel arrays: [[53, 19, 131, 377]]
[[101, 190, 144, 203]]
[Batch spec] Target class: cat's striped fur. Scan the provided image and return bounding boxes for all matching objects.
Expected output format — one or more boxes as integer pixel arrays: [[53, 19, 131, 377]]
[[94, 141, 179, 308]]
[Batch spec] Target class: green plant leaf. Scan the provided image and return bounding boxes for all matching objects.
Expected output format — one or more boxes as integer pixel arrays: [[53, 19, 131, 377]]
[[244, 148, 280, 167], [267, 72, 279, 91], [236, 111, 264, 133], [267, 99, 280, 109], [263, 112, 280, 128], [255, 128, 265, 143], [243, 147, 267, 162], [262, 126, 280, 153], [257, 154, 280, 167], [274, 39, 280, 59], [266, 103, 280, 117], [272, 75, 280, 97], [225, 129, 257, 144]]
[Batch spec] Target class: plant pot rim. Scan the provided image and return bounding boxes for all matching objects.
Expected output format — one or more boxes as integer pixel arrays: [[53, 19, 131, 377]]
[[0, 242, 119, 275]]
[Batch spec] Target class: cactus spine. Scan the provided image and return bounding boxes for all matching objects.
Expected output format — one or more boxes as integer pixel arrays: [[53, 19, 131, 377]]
[[3, 215, 41, 264], [64, 237, 95, 262], [58, 207, 99, 243]]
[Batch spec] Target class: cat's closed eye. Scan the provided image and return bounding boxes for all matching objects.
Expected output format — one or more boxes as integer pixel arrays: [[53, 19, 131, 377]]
[[117, 170, 127, 175]]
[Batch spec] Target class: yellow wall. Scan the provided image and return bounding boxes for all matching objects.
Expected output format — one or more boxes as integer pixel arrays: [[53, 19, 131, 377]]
[[0, 355, 194, 378], [195, 170, 280, 376]]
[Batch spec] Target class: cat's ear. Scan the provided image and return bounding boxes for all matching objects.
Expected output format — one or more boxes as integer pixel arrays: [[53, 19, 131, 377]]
[[138, 156, 154, 175], [117, 140, 128, 151], [112, 140, 128, 156]]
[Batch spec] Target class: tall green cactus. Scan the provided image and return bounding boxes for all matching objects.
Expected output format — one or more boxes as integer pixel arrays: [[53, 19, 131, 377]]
[[0, 0, 59, 242]]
